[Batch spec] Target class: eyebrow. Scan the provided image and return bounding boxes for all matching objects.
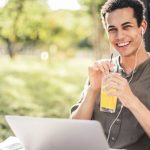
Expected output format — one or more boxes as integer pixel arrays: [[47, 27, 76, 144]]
[[122, 22, 132, 26], [107, 21, 132, 29]]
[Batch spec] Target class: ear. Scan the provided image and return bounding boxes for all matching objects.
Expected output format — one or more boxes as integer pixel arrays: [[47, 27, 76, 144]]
[[140, 19, 147, 35]]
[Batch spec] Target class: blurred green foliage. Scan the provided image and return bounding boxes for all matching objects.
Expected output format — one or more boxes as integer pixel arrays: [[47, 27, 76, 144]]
[[0, 0, 110, 142], [0, 0, 97, 58], [0, 55, 91, 141]]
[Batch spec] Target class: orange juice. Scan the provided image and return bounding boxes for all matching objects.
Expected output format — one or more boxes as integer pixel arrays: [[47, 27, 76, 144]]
[[100, 85, 117, 113]]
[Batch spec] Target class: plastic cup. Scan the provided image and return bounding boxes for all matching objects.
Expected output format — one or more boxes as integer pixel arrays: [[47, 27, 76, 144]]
[[100, 75, 117, 113]]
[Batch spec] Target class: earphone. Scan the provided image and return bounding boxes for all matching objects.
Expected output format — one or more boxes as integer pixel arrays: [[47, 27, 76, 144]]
[[141, 27, 144, 35], [107, 29, 144, 142]]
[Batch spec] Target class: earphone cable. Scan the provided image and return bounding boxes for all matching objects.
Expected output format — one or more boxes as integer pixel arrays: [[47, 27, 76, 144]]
[[107, 34, 143, 142]]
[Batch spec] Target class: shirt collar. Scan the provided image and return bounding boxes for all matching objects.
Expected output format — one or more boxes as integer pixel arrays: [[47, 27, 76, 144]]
[[115, 52, 150, 78]]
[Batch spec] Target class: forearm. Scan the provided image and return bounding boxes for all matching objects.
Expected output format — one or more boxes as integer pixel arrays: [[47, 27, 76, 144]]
[[128, 96, 150, 137], [71, 87, 99, 120]]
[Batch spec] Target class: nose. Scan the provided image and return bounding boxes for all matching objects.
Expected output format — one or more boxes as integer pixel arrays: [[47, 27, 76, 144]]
[[116, 29, 125, 40]]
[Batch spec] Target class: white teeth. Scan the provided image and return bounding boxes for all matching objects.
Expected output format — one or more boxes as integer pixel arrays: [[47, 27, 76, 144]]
[[117, 42, 129, 47]]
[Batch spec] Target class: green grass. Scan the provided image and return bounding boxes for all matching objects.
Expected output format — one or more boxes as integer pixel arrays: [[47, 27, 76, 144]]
[[0, 55, 91, 141]]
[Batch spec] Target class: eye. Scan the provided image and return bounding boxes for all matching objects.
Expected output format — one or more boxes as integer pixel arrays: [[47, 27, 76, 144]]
[[123, 25, 132, 30], [108, 28, 117, 33]]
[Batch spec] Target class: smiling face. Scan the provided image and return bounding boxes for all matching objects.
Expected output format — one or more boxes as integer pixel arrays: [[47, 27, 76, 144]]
[[105, 7, 145, 57]]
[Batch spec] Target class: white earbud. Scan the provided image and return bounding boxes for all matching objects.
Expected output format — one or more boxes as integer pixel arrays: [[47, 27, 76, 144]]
[[141, 27, 144, 35]]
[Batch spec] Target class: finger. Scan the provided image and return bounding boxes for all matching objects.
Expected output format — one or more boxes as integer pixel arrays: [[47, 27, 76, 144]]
[[105, 83, 123, 97], [88, 65, 99, 71], [106, 89, 117, 97], [93, 64, 107, 75], [107, 89, 122, 98], [105, 72, 121, 78], [95, 61, 110, 74], [88, 66, 101, 78], [95, 63, 106, 73], [101, 61, 110, 72], [105, 73, 126, 84], [109, 63, 116, 72], [111, 75, 128, 88], [106, 81, 123, 91]]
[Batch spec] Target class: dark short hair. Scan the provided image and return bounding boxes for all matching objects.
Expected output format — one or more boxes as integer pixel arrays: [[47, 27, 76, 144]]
[[101, 0, 146, 28]]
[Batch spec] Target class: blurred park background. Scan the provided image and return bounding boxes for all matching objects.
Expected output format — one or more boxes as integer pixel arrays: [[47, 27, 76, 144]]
[[0, 0, 119, 141]]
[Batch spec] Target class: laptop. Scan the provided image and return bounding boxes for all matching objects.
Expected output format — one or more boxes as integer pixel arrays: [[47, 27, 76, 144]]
[[5, 115, 109, 150]]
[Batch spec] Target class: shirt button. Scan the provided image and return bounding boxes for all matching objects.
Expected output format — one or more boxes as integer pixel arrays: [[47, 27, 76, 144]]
[[111, 137, 116, 141], [116, 118, 121, 122]]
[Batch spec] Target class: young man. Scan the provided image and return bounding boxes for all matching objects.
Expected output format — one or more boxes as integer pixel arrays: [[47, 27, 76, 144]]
[[70, 0, 150, 149]]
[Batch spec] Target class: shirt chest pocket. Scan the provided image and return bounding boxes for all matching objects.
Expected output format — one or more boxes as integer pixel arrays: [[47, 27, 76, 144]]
[[130, 78, 150, 108]]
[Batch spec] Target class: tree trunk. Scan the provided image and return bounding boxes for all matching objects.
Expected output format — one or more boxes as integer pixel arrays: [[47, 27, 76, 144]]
[[142, 0, 150, 52], [91, 0, 102, 59], [6, 39, 15, 58]]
